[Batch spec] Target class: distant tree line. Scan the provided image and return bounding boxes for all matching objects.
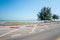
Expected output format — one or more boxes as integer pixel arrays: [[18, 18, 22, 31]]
[[37, 7, 59, 21]]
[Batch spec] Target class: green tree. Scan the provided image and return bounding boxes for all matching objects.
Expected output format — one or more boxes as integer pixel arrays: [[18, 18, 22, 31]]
[[37, 7, 52, 21], [52, 14, 59, 21]]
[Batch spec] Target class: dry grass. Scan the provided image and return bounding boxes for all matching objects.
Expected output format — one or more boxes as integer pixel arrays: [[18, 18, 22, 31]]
[[3, 22, 37, 25]]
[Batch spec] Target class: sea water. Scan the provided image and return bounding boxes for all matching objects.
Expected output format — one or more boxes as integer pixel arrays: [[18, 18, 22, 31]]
[[0, 20, 43, 23]]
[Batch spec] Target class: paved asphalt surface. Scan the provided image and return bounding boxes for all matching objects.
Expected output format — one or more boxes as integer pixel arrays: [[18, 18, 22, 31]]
[[2, 26, 60, 40]]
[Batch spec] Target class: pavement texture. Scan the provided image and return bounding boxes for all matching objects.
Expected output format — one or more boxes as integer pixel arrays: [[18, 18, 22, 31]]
[[0, 26, 60, 40]]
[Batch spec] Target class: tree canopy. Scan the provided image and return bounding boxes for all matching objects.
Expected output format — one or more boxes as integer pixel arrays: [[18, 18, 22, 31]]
[[52, 14, 59, 21], [37, 7, 52, 21]]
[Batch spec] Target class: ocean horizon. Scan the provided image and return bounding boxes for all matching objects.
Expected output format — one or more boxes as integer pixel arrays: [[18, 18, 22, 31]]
[[0, 20, 42, 22], [0, 19, 60, 23]]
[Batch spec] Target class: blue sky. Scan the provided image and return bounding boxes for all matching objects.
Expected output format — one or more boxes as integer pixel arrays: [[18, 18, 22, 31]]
[[0, 0, 60, 20]]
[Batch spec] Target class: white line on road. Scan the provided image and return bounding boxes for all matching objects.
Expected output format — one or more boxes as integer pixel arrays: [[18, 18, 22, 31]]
[[0, 29, 19, 37]]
